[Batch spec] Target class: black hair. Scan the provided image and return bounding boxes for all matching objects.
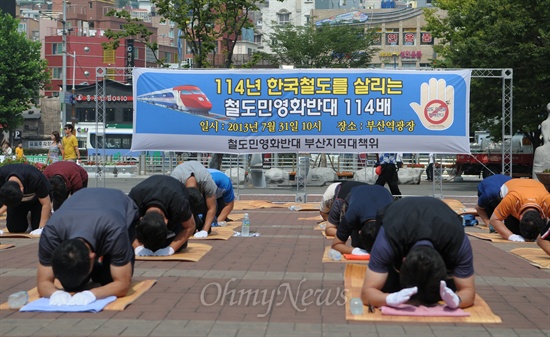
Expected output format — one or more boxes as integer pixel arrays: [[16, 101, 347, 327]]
[[136, 212, 168, 252], [64, 123, 74, 131], [49, 175, 68, 211], [0, 181, 23, 207], [520, 210, 545, 241], [400, 245, 447, 306], [187, 187, 205, 215], [51, 239, 91, 292], [359, 220, 380, 252]]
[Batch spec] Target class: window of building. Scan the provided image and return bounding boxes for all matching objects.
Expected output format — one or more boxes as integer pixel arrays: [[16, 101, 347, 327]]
[[76, 107, 95, 122], [386, 33, 399, 46], [420, 32, 434, 45], [122, 108, 132, 122], [401, 62, 417, 69], [106, 108, 116, 123], [254, 34, 262, 44], [18, 23, 26, 33], [403, 29, 416, 46], [372, 32, 382, 45], [52, 67, 63, 79], [277, 10, 290, 25], [52, 43, 62, 55]]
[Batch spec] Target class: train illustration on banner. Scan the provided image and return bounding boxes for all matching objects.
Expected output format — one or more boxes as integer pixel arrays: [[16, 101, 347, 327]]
[[137, 85, 232, 121]]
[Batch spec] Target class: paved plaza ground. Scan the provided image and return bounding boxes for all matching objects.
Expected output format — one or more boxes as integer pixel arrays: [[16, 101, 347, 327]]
[[1, 177, 549, 337]]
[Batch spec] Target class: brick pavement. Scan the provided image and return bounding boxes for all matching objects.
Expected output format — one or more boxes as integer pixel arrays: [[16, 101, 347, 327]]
[[1, 206, 549, 337]]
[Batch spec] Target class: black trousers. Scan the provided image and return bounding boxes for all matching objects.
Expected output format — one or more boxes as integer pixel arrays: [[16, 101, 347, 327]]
[[375, 164, 402, 197], [6, 199, 42, 233]]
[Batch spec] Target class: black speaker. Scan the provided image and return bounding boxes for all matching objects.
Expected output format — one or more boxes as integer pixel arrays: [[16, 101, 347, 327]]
[[0, 0, 16, 17]]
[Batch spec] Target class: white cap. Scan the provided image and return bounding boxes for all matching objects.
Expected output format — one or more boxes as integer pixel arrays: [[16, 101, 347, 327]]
[[319, 183, 341, 213]]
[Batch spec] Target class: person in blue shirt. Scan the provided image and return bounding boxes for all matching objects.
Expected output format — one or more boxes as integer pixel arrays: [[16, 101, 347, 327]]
[[208, 169, 236, 224], [331, 184, 394, 255], [375, 153, 402, 198], [475, 174, 512, 228]]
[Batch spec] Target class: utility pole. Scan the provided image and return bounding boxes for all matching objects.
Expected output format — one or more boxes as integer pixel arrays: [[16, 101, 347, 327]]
[[61, 0, 67, 128], [71, 51, 76, 127]]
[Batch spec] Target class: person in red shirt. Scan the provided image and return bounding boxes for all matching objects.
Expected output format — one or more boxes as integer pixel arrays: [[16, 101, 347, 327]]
[[43, 161, 88, 210]]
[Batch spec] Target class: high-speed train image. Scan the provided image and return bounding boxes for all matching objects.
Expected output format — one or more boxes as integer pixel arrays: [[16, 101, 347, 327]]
[[137, 85, 213, 115]]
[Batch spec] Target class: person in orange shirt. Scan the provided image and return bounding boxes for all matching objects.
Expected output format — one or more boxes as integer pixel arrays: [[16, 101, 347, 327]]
[[490, 179, 550, 242]]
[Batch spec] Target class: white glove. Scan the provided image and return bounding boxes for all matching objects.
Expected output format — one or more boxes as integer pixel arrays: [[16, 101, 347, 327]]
[[194, 230, 208, 238], [135, 245, 154, 256], [49, 290, 72, 306], [67, 290, 96, 306], [153, 246, 175, 256], [508, 234, 525, 242], [351, 247, 369, 256], [386, 286, 418, 307], [30, 228, 43, 236], [439, 281, 460, 309]]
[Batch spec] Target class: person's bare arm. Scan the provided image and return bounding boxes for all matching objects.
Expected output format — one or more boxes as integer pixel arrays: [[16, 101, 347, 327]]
[[37, 264, 60, 297], [170, 216, 195, 251], [537, 235, 550, 256], [217, 200, 234, 222], [361, 268, 389, 307], [475, 205, 490, 225], [0, 205, 7, 216], [324, 222, 337, 237], [331, 235, 353, 254], [88, 263, 132, 299], [453, 275, 476, 309], [202, 195, 217, 232], [38, 196, 52, 229], [489, 213, 513, 240]]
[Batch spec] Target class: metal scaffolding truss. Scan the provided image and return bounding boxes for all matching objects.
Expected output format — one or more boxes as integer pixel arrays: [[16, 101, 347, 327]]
[[431, 68, 513, 197], [94, 67, 133, 187]]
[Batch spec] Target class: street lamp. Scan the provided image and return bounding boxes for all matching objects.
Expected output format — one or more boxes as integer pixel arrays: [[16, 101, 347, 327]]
[[392, 52, 398, 69]]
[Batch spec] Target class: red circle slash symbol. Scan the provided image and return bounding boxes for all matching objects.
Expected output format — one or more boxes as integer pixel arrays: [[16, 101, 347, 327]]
[[424, 99, 449, 125]]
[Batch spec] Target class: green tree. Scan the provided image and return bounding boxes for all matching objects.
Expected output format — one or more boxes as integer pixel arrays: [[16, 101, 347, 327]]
[[254, 23, 379, 68], [0, 13, 49, 134], [153, 0, 270, 69], [424, 0, 550, 147]]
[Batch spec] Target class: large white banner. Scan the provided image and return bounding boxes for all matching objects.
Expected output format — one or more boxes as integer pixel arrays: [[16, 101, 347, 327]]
[[132, 68, 471, 154]]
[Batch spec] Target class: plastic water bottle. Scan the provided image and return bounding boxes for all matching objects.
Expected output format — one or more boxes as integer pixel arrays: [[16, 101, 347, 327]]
[[350, 297, 364, 315], [241, 213, 250, 237], [328, 249, 342, 261], [8, 291, 28, 309]]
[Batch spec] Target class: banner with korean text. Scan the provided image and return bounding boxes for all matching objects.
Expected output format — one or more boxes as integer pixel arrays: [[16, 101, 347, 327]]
[[132, 68, 471, 154]]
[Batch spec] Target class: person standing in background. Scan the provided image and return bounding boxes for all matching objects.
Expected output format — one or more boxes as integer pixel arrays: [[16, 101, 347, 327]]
[[396, 153, 404, 169], [62, 124, 80, 163], [375, 153, 402, 198], [2, 141, 12, 156], [47, 131, 64, 164], [426, 153, 434, 181], [15, 143, 24, 159]]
